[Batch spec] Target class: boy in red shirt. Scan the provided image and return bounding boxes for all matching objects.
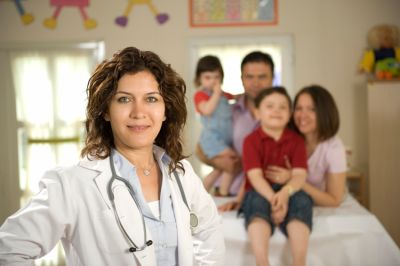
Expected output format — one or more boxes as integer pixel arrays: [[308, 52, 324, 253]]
[[241, 87, 312, 266]]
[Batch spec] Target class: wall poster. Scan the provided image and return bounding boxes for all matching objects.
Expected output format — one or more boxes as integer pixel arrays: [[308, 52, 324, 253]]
[[189, 0, 278, 27]]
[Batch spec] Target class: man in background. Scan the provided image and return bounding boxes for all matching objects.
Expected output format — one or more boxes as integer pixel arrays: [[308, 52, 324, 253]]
[[196, 51, 275, 198]]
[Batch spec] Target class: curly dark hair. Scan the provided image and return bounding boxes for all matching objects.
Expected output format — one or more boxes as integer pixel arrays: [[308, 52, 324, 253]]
[[81, 46, 187, 173]]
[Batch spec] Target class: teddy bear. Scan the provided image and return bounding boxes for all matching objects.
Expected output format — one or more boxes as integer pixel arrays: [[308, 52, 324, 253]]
[[359, 24, 400, 80]]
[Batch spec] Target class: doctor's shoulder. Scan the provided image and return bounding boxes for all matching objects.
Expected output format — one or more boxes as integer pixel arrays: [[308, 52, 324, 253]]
[[176, 159, 196, 179], [38, 157, 102, 199]]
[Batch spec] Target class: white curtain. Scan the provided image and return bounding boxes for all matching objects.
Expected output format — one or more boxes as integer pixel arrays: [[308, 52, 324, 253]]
[[9, 48, 98, 266], [10, 50, 91, 195]]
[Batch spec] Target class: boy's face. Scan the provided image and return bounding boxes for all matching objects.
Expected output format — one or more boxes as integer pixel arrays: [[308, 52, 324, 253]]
[[199, 70, 221, 91], [256, 93, 290, 130]]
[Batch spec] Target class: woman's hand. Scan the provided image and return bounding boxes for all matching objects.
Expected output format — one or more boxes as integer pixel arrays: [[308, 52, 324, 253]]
[[265, 156, 292, 184], [265, 166, 291, 184], [218, 200, 241, 212]]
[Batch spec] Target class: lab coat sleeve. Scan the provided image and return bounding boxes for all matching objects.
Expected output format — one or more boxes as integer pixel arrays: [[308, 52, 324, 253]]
[[0, 167, 75, 265], [181, 160, 225, 265]]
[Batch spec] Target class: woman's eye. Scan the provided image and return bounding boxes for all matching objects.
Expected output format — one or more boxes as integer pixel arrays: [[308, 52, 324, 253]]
[[117, 96, 130, 103], [146, 96, 158, 103]]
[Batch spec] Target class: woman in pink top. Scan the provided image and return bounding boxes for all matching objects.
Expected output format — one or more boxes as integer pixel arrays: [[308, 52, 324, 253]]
[[220, 84, 347, 210], [284, 84, 347, 207]]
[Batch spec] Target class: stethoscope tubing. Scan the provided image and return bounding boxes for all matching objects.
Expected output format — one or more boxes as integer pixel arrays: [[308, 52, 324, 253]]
[[106, 152, 198, 252], [107, 156, 150, 252]]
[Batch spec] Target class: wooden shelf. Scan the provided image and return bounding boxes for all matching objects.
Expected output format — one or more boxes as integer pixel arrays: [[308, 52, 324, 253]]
[[346, 170, 366, 207]]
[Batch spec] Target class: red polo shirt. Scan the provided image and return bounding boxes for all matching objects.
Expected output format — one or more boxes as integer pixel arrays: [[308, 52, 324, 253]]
[[243, 127, 307, 191]]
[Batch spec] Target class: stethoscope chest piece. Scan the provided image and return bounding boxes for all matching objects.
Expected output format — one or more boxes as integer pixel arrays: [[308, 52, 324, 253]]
[[190, 212, 198, 228]]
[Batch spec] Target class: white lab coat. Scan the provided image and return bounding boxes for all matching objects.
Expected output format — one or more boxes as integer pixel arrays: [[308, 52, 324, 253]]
[[0, 155, 225, 266]]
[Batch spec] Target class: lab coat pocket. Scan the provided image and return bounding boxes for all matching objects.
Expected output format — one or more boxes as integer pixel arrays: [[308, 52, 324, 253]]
[[93, 209, 129, 254]]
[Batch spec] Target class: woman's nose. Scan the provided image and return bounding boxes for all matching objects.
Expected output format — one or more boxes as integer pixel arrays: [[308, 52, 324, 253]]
[[129, 101, 146, 118], [297, 110, 308, 119]]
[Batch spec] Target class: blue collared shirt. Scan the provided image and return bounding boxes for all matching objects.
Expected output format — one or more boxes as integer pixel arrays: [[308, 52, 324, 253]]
[[113, 148, 178, 265]]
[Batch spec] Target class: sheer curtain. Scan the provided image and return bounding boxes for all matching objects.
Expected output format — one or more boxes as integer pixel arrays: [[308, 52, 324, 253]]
[[9, 46, 101, 266]]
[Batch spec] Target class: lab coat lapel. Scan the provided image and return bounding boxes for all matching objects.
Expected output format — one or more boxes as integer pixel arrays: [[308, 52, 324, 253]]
[[112, 180, 156, 264], [81, 156, 157, 265], [80, 157, 113, 209], [168, 173, 193, 266]]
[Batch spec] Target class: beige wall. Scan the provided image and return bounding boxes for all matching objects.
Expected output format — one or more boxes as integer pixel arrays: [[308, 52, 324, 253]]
[[0, 0, 399, 223]]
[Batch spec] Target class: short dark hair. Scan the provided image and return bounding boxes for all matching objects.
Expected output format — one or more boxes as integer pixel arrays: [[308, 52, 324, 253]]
[[194, 55, 224, 87], [292, 85, 340, 141], [81, 46, 187, 172], [241, 51, 275, 75], [254, 86, 291, 109]]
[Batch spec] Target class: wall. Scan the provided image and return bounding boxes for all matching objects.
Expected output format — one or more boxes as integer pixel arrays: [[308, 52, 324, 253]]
[[0, 0, 399, 224]]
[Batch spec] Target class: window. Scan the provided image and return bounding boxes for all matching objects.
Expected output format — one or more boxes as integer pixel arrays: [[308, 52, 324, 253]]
[[188, 36, 294, 178], [7, 41, 104, 266]]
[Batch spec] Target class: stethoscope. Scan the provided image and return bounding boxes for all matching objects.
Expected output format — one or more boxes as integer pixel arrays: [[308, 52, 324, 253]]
[[106, 155, 198, 253]]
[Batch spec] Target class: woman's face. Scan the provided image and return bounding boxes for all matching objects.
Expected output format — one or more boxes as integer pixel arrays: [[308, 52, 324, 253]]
[[104, 71, 166, 152], [293, 93, 317, 136]]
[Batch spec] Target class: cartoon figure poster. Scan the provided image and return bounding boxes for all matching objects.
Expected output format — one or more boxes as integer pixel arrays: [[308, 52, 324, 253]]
[[44, 0, 97, 29], [115, 0, 169, 27], [12, 0, 34, 25]]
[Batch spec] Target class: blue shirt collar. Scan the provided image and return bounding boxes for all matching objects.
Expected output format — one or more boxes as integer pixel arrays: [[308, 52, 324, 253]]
[[111, 145, 174, 221]]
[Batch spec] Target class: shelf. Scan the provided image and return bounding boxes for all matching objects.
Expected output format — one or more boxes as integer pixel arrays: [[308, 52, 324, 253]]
[[346, 170, 366, 207]]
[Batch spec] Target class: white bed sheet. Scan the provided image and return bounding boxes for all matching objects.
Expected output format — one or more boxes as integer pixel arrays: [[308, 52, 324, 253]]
[[214, 195, 400, 266]]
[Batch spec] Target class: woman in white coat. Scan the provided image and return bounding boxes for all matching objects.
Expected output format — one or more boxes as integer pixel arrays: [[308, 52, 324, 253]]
[[0, 46, 225, 265]]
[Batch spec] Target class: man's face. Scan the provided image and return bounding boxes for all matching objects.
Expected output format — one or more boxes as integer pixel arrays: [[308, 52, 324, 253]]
[[241, 62, 273, 100]]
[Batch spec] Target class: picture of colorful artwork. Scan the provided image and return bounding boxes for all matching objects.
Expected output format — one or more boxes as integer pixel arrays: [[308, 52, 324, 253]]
[[13, 0, 34, 25], [115, 0, 169, 27], [190, 0, 278, 27], [43, 0, 97, 30]]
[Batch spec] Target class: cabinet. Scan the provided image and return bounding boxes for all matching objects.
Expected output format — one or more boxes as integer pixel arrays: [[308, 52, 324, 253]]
[[368, 80, 400, 247], [346, 170, 366, 207]]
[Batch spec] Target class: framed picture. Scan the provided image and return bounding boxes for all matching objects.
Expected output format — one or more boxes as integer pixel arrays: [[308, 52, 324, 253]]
[[189, 0, 278, 27]]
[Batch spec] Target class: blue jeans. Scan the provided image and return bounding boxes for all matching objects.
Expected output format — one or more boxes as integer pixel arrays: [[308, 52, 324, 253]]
[[239, 185, 313, 236]]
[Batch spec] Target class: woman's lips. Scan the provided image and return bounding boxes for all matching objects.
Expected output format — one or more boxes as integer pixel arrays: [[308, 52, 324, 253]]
[[128, 125, 149, 131]]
